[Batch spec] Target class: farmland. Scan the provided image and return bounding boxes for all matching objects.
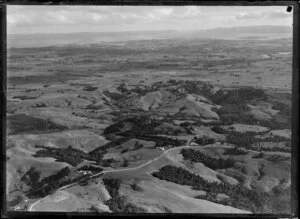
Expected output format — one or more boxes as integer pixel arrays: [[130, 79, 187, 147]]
[[6, 28, 292, 214]]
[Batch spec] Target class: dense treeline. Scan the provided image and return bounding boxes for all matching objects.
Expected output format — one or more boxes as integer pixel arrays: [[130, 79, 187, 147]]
[[217, 105, 259, 126], [23, 166, 77, 199], [252, 152, 264, 159], [104, 115, 190, 137], [8, 114, 67, 135], [88, 137, 131, 156], [103, 178, 146, 213], [21, 166, 70, 187], [210, 127, 290, 152], [223, 147, 248, 155], [35, 140, 153, 168], [134, 134, 186, 147], [271, 101, 291, 117], [39, 167, 70, 184], [258, 146, 291, 153], [227, 130, 289, 145], [192, 136, 216, 145], [152, 165, 273, 213], [27, 174, 88, 199], [210, 87, 267, 105], [77, 165, 103, 173], [102, 178, 121, 197], [20, 167, 41, 187], [104, 116, 162, 136], [214, 103, 290, 130], [262, 136, 290, 142], [33, 145, 99, 166], [114, 131, 186, 147], [171, 82, 267, 108], [211, 126, 227, 134], [181, 149, 235, 169], [33, 136, 153, 168], [212, 127, 268, 139]]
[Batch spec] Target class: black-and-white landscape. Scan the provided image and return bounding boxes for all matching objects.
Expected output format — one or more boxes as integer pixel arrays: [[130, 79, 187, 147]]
[[6, 5, 293, 214]]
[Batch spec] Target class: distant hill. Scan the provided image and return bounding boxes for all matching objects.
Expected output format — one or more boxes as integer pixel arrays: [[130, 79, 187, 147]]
[[199, 25, 292, 34], [191, 25, 292, 40], [7, 25, 292, 48]]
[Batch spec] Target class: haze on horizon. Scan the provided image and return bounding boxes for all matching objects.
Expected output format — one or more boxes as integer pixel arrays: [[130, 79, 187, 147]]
[[7, 5, 293, 34]]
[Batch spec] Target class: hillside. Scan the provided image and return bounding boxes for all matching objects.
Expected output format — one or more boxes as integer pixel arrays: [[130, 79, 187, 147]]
[[6, 35, 292, 213]]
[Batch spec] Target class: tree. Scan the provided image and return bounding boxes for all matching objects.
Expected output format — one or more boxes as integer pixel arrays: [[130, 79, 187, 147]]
[[123, 159, 129, 167]]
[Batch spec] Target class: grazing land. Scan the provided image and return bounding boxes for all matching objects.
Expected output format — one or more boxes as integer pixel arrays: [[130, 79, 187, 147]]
[[6, 27, 292, 213]]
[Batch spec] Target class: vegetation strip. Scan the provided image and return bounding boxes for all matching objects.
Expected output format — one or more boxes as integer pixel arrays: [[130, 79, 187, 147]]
[[181, 148, 236, 169], [102, 178, 146, 213], [152, 165, 290, 213]]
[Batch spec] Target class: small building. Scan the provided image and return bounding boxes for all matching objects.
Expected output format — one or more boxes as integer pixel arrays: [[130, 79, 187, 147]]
[[157, 147, 165, 151], [77, 170, 92, 175]]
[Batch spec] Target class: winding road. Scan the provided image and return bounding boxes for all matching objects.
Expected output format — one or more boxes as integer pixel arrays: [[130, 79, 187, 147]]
[[28, 140, 263, 211]]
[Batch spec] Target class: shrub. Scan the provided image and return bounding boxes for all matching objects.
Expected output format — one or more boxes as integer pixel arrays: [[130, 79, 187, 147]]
[[252, 152, 264, 159], [83, 86, 98, 91], [130, 183, 143, 192]]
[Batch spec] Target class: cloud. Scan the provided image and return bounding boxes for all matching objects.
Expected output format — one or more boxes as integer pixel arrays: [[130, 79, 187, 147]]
[[155, 8, 173, 16], [7, 6, 292, 34], [7, 6, 176, 27], [235, 10, 291, 20], [180, 6, 201, 18], [265, 11, 292, 19]]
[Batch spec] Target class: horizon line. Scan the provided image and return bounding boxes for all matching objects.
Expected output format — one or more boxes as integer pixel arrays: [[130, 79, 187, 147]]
[[8, 24, 292, 36]]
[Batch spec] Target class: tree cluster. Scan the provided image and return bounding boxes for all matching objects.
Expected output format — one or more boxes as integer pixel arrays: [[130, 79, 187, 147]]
[[223, 147, 249, 155], [192, 136, 216, 145], [102, 178, 145, 213], [34, 145, 105, 166], [258, 146, 290, 153], [77, 165, 103, 173], [226, 131, 259, 149], [8, 114, 67, 135], [181, 149, 235, 170], [152, 165, 274, 213], [211, 87, 267, 105], [252, 152, 264, 159], [25, 166, 74, 199]]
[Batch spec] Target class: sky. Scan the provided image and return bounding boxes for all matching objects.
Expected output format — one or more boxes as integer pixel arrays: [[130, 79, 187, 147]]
[[7, 5, 293, 34]]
